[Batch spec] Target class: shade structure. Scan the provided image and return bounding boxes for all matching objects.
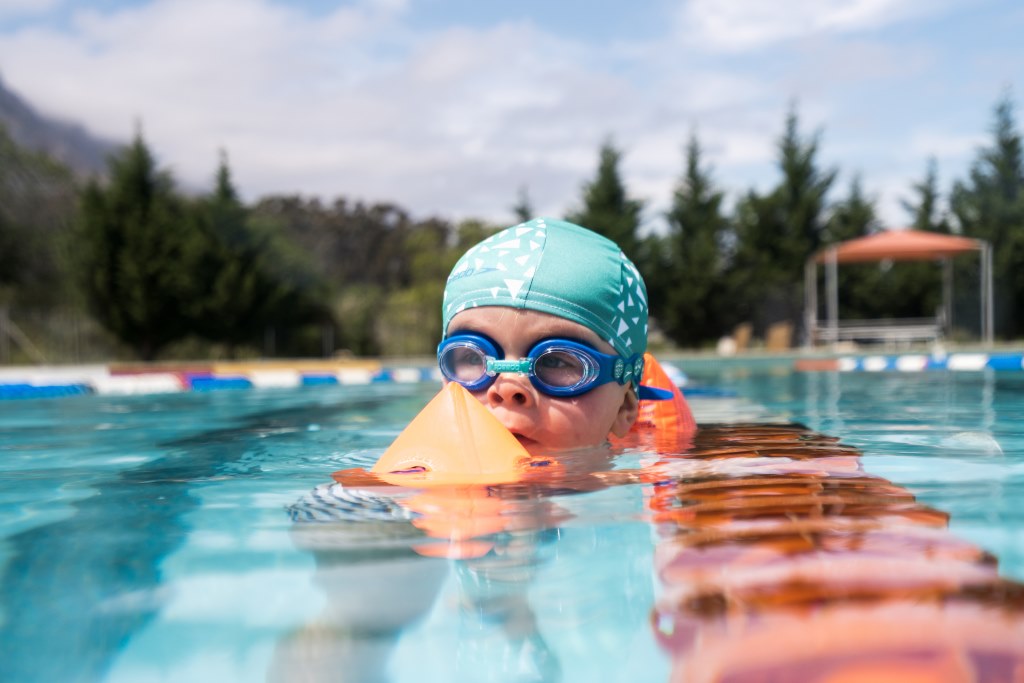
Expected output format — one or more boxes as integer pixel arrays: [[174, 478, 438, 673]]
[[805, 229, 993, 347], [815, 229, 984, 264]]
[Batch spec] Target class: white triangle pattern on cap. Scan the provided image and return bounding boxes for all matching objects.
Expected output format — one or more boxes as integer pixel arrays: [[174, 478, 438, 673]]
[[448, 219, 545, 306], [612, 249, 648, 356]]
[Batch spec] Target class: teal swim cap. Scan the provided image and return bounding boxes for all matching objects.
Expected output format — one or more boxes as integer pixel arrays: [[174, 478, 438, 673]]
[[442, 217, 648, 358]]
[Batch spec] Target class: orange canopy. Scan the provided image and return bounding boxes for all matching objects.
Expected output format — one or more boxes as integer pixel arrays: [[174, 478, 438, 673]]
[[815, 229, 983, 264]]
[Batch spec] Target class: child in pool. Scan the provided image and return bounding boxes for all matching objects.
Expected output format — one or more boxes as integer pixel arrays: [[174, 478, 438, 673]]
[[278, 220, 671, 679], [438, 216, 668, 454]]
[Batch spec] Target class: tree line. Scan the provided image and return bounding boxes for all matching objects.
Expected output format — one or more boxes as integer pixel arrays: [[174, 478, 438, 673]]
[[1, 95, 1022, 362]]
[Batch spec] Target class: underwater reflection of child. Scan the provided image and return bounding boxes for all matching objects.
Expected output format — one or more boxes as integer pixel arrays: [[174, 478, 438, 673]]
[[274, 218, 666, 682]]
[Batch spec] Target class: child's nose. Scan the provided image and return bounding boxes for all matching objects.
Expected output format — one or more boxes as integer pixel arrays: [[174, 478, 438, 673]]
[[486, 374, 535, 407]]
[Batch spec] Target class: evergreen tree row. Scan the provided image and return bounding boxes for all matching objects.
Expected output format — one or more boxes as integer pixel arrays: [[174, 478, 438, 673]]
[[581, 96, 1023, 346], [1, 93, 1022, 362]]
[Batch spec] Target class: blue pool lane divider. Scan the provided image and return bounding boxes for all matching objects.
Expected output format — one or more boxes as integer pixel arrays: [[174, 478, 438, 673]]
[[0, 362, 443, 400], [0, 382, 93, 399], [3, 352, 1024, 400], [793, 351, 1024, 373]]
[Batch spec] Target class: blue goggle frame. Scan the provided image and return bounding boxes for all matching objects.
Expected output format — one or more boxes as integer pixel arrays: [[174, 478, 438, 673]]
[[438, 331, 644, 398]]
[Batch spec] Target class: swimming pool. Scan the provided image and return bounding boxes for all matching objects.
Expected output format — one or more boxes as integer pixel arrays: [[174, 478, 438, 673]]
[[0, 367, 1021, 682]]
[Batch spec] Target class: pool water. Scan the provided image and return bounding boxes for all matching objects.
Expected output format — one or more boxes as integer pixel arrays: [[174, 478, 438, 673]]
[[699, 368, 1024, 578], [0, 369, 1021, 682]]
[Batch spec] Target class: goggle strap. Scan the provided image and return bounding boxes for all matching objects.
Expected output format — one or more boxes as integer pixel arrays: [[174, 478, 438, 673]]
[[617, 355, 645, 387], [637, 384, 674, 401]]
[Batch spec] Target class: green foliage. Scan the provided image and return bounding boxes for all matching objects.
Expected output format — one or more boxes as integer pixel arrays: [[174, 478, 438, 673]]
[[726, 107, 837, 334], [333, 284, 385, 356], [251, 197, 417, 292], [950, 93, 1024, 337], [645, 133, 730, 346], [567, 139, 644, 259], [824, 178, 889, 320], [0, 124, 78, 308], [250, 198, 471, 355], [820, 167, 947, 328], [76, 132, 199, 360], [10, 92, 1024, 361], [251, 191, 506, 355], [375, 218, 500, 355], [902, 158, 950, 233], [187, 155, 331, 356], [454, 218, 500, 253], [826, 175, 878, 243], [876, 160, 947, 321]]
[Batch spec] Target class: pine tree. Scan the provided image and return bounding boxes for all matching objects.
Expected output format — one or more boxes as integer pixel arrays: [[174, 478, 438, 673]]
[[727, 106, 837, 335], [902, 157, 950, 233], [826, 175, 878, 243], [950, 93, 1024, 337], [197, 153, 333, 356], [567, 139, 643, 259], [652, 133, 729, 347], [775, 107, 838, 260], [76, 131, 198, 360]]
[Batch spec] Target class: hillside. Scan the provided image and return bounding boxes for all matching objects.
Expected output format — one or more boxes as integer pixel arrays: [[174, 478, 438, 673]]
[[0, 74, 120, 177]]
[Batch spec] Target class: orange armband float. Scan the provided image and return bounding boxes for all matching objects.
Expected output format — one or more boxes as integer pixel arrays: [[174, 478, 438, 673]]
[[331, 383, 564, 558], [333, 382, 533, 488], [611, 354, 697, 454], [632, 354, 697, 435]]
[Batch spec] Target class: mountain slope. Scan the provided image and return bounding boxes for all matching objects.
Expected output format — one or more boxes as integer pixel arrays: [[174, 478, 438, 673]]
[[0, 74, 120, 176]]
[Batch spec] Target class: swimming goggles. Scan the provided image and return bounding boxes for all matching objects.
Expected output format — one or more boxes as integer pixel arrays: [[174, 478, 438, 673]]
[[438, 332, 671, 400]]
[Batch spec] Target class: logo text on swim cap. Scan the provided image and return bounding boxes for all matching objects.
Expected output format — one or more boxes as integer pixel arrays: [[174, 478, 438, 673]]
[[447, 266, 499, 282]]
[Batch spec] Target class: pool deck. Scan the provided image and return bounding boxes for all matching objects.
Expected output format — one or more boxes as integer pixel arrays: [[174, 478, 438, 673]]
[[2, 346, 1023, 399]]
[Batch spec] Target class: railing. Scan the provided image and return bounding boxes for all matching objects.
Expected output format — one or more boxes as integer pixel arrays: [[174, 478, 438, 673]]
[[814, 318, 942, 346]]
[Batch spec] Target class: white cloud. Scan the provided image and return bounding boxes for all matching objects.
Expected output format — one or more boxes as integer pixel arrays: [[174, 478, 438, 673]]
[[0, 0, 1011, 232], [2, 0, 689, 221], [0, 0, 62, 20], [676, 0, 950, 52], [908, 128, 986, 161]]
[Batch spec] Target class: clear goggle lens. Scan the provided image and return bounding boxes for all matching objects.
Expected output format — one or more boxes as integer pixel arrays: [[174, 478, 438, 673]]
[[440, 342, 490, 384], [532, 347, 594, 388]]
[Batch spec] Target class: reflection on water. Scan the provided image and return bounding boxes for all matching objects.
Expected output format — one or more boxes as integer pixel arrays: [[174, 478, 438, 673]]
[[281, 421, 1024, 682], [645, 423, 1024, 683], [278, 445, 632, 683]]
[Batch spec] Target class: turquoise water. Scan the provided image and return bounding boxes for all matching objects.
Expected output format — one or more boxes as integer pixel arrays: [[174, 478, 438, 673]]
[[693, 368, 1024, 578], [0, 370, 1021, 682]]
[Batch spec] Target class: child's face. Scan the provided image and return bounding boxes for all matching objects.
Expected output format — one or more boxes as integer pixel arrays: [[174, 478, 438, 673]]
[[444, 307, 639, 454]]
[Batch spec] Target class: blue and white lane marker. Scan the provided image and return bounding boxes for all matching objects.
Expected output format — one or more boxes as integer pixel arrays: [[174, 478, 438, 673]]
[[839, 352, 1024, 372], [0, 366, 444, 400]]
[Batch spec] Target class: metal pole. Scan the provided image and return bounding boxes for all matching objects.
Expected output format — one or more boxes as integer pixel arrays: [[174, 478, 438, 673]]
[[826, 248, 839, 347], [983, 243, 994, 345], [942, 257, 953, 337], [322, 324, 334, 358], [804, 257, 818, 348], [0, 305, 9, 364]]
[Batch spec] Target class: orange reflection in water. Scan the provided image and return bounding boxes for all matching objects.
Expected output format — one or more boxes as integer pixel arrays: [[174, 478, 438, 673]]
[[644, 424, 1024, 683]]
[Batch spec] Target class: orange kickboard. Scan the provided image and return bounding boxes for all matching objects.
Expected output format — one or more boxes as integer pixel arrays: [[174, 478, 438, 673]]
[[368, 382, 532, 486]]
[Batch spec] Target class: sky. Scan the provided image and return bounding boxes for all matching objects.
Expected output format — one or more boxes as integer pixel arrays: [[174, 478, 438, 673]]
[[1, 0, 1022, 231]]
